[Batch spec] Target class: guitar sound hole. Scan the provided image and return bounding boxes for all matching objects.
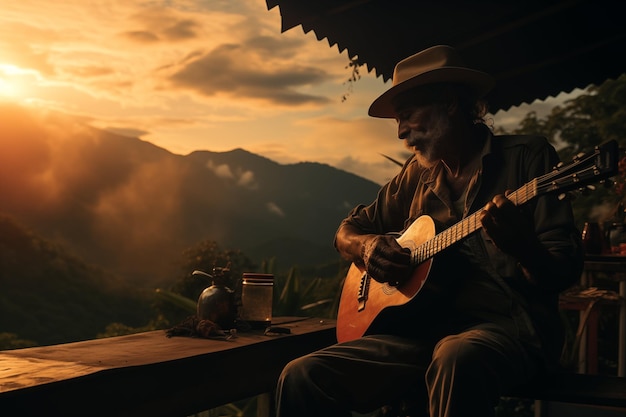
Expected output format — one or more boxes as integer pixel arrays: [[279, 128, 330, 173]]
[[382, 284, 398, 295]]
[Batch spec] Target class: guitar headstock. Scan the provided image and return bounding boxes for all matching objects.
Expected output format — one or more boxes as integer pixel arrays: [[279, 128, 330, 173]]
[[541, 140, 620, 198]]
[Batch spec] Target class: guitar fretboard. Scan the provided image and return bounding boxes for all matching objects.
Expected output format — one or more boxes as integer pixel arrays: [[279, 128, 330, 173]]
[[412, 179, 539, 265]]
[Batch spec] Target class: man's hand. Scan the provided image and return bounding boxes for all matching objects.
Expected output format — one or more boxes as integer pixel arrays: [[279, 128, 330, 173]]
[[479, 194, 539, 261], [361, 234, 412, 285]]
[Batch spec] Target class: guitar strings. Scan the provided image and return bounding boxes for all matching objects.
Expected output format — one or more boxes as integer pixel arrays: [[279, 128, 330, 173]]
[[412, 150, 600, 266]]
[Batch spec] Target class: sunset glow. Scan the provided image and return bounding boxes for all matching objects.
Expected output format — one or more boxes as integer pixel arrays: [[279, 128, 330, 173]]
[[0, 0, 573, 185], [0, 78, 16, 97], [0, 65, 29, 98]]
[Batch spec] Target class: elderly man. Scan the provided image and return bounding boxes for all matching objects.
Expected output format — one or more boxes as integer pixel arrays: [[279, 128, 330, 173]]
[[275, 45, 583, 417]]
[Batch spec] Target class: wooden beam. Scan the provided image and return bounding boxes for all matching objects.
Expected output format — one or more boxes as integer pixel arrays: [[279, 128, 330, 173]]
[[0, 317, 337, 417]]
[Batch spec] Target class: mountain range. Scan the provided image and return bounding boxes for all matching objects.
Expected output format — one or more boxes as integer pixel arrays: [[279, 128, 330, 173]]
[[0, 103, 384, 287]]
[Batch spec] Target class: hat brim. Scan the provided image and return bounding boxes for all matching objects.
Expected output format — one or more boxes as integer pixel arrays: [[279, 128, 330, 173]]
[[368, 67, 495, 118]]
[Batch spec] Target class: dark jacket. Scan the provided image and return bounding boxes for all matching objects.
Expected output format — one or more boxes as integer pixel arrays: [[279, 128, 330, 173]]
[[336, 129, 584, 368]]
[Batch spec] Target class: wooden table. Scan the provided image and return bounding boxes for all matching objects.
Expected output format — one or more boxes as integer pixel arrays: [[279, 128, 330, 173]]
[[0, 316, 337, 417], [580, 255, 626, 376]]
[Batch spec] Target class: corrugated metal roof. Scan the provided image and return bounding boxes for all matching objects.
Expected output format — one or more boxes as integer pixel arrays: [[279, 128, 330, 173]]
[[266, 0, 626, 113]]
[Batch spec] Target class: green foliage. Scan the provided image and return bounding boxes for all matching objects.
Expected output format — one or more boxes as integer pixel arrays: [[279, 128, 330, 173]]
[[172, 240, 256, 299], [0, 332, 38, 350], [157, 237, 347, 328], [0, 213, 155, 346], [500, 75, 626, 228], [341, 56, 363, 103], [155, 288, 197, 314], [152, 240, 257, 326], [96, 317, 169, 338], [155, 238, 347, 331], [274, 266, 339, 318], [504, 75, 626, 156]]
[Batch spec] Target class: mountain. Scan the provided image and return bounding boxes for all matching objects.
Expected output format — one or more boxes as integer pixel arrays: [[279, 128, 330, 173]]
[[0, 103, 382, 286], [0, 213, 154, 345]]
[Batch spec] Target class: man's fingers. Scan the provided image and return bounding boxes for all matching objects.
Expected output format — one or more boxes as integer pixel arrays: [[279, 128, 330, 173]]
[[362, 235, 411, 284]]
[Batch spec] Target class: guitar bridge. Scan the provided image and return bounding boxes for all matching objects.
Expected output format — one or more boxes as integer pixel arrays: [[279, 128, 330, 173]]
[[357, 271, 370, 311]]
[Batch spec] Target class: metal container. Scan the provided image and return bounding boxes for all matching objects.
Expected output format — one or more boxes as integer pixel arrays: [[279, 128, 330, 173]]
[[194, 268, 236, 330], [239, 273, 273, 329]]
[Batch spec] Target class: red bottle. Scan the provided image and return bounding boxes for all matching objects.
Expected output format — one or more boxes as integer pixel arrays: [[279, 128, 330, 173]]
[[581, 222, 604, 255]]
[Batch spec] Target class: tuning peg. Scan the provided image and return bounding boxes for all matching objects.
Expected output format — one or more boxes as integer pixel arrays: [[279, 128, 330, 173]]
[[558, 192, 577, 201], [578, 185, 596, 196], [602, 178, 615, 188]]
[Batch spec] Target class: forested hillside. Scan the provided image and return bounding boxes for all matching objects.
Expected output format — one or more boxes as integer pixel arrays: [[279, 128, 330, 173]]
[[0, 214, 154, 346], [0, 103, 382, 287]]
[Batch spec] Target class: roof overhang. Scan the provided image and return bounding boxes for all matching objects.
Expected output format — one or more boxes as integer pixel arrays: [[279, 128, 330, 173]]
[[267, 0, 626, 113]]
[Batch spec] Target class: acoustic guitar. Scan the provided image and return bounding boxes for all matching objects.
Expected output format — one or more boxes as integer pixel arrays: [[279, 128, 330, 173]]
[[337, 140, 620, 343]]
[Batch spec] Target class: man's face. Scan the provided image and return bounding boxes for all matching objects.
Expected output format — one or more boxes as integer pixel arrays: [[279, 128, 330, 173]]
[[394, 100, 452, 163]]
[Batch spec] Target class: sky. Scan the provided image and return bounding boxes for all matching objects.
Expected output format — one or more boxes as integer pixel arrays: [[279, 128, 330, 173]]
[[0, 0, 581, 185]]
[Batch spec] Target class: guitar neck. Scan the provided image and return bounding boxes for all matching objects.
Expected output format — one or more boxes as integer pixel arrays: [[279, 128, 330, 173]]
[[410, 140, 618, 266], [412, 179, 538, 265]]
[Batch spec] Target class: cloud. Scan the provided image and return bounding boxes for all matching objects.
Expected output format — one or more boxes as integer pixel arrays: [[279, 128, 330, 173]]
[[206, 160, 234, 179], [237, 170, 256, 188], [163, 19, 199, 40], [205, 160, 257, 188], [169, 43, 331, 106], [491, 89, 585, 132], [0, 103, 189, 281], [104, 126, 150, 138], [335, 155, 401, 186], [125, 7, 201, 42], [0, 37, 55, 77], [0, 0, 405, 186], [278, 114, 404, 184], [266, 201, 284, 217], [63, 66, 115, 78], [122, 31, 160, 43], [244, 35, 305, 58]]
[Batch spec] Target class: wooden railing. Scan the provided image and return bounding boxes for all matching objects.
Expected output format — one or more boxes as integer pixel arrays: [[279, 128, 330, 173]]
[[0, 317, 336, 417], [2, 313, 626, 417]]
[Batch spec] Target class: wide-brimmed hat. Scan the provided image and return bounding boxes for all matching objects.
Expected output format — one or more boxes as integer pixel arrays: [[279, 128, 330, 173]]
[[368, 45, 495, 118]]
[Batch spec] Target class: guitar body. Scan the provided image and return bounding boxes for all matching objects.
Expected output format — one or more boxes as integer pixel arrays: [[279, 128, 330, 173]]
[[336, 215, 435, 343]]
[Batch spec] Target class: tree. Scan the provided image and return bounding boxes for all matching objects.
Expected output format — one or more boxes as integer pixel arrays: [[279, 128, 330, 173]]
[[502, 75, 626, 227], [153, 240, 257, 326], [0, 332, 37, 350], [507, 75, 626, 155]]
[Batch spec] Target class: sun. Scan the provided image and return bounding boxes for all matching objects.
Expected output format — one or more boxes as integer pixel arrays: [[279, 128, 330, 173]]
[[0, 64, 31, 99], [0, 77, 20, 97]]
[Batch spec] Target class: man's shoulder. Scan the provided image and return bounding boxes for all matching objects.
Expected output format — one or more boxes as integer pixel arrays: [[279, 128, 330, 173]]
[[493, 133, 548, 147], [491, 134, 551, 153]]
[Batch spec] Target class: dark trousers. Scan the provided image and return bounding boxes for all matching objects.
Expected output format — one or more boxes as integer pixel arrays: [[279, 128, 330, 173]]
[[275, 323, 539, 417]]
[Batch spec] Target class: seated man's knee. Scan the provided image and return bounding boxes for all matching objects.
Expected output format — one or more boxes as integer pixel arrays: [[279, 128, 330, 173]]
[[427, 333, 486, 381], [280, 354, 313, 383]]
